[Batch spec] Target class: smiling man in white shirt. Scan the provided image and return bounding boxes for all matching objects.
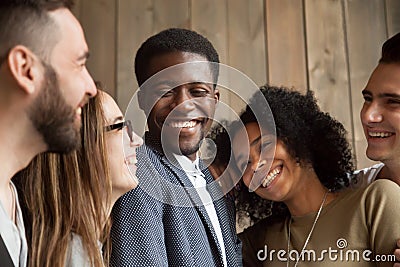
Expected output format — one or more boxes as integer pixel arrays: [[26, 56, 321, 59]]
[[0, 1, 96, 266], [358, 32, 400, 186], [355, 32, 400, 266]]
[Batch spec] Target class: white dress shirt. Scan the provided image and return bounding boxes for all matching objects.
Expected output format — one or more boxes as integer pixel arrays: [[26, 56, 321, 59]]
[[0, 182, 28, 267], [173, 153, 227, 267]]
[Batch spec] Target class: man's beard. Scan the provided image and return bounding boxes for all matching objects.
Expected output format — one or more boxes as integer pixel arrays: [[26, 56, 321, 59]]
[[162, 128, 205, 157], [178, 132, 204, 157], [28, 63, 81, 153]]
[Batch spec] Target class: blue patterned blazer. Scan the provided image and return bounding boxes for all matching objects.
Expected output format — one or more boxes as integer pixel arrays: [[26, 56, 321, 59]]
[[110, 134, 242, 266]]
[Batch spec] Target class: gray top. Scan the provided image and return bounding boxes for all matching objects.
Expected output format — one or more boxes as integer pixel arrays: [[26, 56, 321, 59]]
[[65, 233, 103, 267], [352, 163, 384, 188]]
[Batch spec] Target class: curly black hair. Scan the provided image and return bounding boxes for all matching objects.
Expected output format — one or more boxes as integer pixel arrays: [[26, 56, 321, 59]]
[[207, 120, 231, 170], [211, 85, 355, 225], [134, 28, 219, 87]]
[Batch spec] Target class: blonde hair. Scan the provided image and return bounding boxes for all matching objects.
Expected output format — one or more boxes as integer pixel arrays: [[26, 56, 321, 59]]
[[14, 90, 112, 266]]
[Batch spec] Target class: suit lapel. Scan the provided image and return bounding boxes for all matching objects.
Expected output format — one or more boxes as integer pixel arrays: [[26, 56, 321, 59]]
[[201, 161, 237, 266], [160, 155, 225, 265]]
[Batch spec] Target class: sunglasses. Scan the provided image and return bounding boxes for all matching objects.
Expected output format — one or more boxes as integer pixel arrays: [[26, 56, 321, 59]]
[[104, 120, 133, 142]]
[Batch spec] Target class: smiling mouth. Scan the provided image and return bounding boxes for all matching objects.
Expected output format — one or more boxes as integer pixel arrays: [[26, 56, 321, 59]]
[[368, 131, 394, 138], [261, 166, 282, 188], [165, 119, 203, 129]]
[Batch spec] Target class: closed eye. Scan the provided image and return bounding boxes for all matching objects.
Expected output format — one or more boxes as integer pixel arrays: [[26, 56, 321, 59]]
[[387, 98, 400, 105], [161, 90, 174, 97], [239, 161, 251, 172], [152, 88, 173, 98], [261, 141, 273, 151], [190, 88, 209, 97], [363, 94, 372, 102]]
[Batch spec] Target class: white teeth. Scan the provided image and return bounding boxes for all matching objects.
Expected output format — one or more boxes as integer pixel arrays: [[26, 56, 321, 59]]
[[261, 167, 281, 188], [168, 120, 197, 128], [368, 132, 393, 138], [76, 107, 82, 115]]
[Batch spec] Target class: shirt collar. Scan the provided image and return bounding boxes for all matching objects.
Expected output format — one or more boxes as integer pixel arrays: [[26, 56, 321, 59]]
[[173, 153, 202, 174]]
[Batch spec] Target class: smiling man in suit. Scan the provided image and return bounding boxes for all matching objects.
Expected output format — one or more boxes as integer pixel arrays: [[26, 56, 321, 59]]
[[110, 28, 242, 267]]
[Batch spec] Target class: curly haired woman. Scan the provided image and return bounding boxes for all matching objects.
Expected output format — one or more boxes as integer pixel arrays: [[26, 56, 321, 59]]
[[228, 85, 400, 266]]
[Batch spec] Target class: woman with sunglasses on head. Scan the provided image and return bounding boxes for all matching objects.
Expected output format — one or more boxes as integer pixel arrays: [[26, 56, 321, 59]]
[[13, 83, 142, 267], [226, 85, 400, 266]]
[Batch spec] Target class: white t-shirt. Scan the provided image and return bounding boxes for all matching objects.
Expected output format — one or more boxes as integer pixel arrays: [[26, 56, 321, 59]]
[[0, 182, 28, 267], [65, 233, 103, 267], [352, 163, 384, 188]]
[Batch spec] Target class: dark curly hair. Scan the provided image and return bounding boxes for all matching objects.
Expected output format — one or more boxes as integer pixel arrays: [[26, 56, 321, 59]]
[[134, 28, 219, 87], [212, 85, 355, 225], [207, 120, 231, 170]]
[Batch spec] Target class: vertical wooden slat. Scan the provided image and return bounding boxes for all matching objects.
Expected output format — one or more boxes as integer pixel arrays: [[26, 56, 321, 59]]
[[71, 0, 82, 18], [76, 0, 393, 170], [305, 0, 353, 155], [153, 0, 190, 32], [227, 0, 267, 87], [117, 0, 153, 112], [191, 0, 228, 63], [265, 0, 308, 93], [78, 0, 116, 97], [225, 0, 266, 119], [385, 0, 400, 36], [191, 0, 235, 119], [116, 0, 190, 112], [345, 0, 387, 168]]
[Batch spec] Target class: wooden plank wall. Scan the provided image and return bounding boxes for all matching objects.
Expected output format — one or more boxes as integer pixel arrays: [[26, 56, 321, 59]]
[[73, 0, 400, 169]]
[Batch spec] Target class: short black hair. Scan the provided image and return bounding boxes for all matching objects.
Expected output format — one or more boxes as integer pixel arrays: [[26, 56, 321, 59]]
[[0, 0, 73, 8], [380, 32, 400, 64], [0, 0, 74, 65], [134, 28, 220, 87]]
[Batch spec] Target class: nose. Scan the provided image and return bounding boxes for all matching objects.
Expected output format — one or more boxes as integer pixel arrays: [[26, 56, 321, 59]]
[[130, 131, 143, 148], [170, 88, 195, 112], [85, 71, 97, 97], [249, 154, 261, 173], [254, 159, 268, 173], [361, 102, 383, 125], [247, 158, 269, 192]]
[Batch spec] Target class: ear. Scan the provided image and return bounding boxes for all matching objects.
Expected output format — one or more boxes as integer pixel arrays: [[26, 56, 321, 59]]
[[213, 87, 220, 103], [7, 45, 43, 95], [137, 89, 145, 111]]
